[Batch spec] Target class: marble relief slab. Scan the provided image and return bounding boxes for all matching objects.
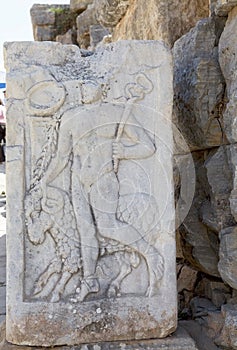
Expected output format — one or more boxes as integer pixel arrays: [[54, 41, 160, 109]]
[[4, 40, 176, 346]]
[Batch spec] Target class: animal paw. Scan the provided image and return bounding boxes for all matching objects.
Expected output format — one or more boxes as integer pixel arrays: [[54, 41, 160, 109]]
[[33, 280, 46, 295]]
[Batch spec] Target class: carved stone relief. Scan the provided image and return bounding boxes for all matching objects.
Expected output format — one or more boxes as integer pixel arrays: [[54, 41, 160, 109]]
[[5, 40, 176, 346]]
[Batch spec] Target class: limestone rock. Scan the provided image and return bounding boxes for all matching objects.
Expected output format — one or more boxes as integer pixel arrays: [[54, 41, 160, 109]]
[[215, 304, 237, 349], [190, 297, 219, 318], [177, 265, 198, 294], [179, 143, 237, 278], [219, 226, 237, 289], [76, 4, 99, 48], [112, 0, 209, 47], [208, 281, 232, 307], [30, 4, 55, 26], [70, 0, 93, 13], [89, 25, 110, 50], [199, 278, 232, 307], [173, 18, 226, 151], [215, 0, 237, 15], [177, 265, 198, 311], [204, 146, 235, 230], [179, 151, 220, 277], [30, 4, 77, 42], [181, 319, 221, 350], [219, 6, 237, 143], [56, 29, 77, 45], [94, 0, 129, 28], [5, 40, 176, 347], [203, 311, 225, 344]]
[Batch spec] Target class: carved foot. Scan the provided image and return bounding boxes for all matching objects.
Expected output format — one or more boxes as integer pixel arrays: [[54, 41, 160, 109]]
[[107, 284, 119, 298], [76, 278, 99, 302], [145, 284, 156, 298], [50, 293, 60, 303]]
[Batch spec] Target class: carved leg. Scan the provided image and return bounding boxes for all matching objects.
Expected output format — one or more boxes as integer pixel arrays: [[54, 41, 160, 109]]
[[145, 251, 164, 297], [33, 259, 62, 296], [75, 276, 100, 302], [50, 271, 72, 303], [72, 182, 100, 301], [107, 256, 132, 297]]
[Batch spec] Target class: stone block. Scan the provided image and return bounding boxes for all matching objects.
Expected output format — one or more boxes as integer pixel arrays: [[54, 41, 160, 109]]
[[56, 29, 77, 45], [178, 151, 220, 277], [204, 146, 235, 230], [202, 279, 231, 307], [70, 0, 93, 13], [34, 25, 56, 42], [173, 18, 226, 151], [94, 0, 129, 28], [219, 226, 237, 289], [219, 6, 237, 143], [177, 265, 198, 293], [4, 41, 176, 347], [89, 24, 110, 49], [215, 304, 237, 349], [181, 320, 221, 350], [0, 327, 199, 349], [30, 4, 56, 26], [30, 5, 76, 43], [190, 297, 218, 318], [76, 4, 99, 48]]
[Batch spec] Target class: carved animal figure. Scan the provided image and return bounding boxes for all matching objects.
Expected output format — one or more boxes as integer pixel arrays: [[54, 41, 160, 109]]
[[25, 186, 82, 302], [26, 185, 164, 302], [116, 192, 164, 295]]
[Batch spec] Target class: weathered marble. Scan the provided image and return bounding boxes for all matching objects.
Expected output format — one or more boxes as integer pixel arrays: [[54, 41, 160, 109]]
[[0, 323, 198, 350], [4, 40, 176, 347]]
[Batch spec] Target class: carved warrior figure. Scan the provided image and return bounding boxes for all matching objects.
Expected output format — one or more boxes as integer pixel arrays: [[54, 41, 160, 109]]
[[25, 73, 164, 302]]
